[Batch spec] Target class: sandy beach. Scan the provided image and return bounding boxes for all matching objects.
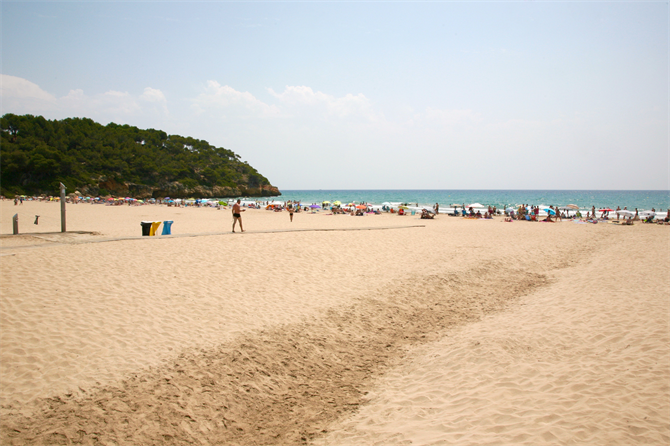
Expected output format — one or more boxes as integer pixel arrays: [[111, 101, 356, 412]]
[[0, 200, 668, 445]]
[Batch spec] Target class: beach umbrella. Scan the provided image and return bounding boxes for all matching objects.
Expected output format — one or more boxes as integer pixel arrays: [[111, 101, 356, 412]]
[[566, 204, 579, 210], [618, 210, 635, 217], [322, 201, 330, 204], [333, 201, 341, 206], [310, 204, 321, 209], [599, 208, 614, 212], [356, 205, 367, 209], [544, 208, 556, 215], [467, 203, 484, 208]]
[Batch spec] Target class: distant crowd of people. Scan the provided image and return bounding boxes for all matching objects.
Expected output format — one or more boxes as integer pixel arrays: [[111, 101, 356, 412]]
[[4, 195, 668, 227]]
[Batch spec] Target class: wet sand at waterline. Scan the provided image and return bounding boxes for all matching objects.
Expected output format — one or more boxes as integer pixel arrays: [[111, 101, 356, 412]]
[[1, 201, 668, 445]]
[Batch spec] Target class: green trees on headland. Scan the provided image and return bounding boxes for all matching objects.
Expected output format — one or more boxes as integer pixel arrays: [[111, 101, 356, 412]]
[[0, 114, 280, 198]]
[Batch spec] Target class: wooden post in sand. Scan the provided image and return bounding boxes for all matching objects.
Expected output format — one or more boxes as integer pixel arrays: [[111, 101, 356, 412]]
[[60, 183, 66, 232], [12, 214, 19, 234]]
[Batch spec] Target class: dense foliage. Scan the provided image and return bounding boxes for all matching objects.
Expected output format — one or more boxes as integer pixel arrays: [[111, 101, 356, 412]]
[[0, 114, 277, 197]]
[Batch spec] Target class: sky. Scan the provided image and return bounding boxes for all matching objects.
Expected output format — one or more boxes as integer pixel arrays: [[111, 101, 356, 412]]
[[1, 1, 668, 191]]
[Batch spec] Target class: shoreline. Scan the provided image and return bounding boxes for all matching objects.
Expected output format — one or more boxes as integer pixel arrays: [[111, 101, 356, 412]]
[[4, 187, 669, 216]]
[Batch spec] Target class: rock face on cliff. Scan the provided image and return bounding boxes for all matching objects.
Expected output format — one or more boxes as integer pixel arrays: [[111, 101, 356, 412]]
[[0, 114, 282, 198]]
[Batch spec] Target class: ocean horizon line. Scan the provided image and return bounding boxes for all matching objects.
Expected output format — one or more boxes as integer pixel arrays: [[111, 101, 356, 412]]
[[250, 189, 669, 211], [279, 188, 670, 192]]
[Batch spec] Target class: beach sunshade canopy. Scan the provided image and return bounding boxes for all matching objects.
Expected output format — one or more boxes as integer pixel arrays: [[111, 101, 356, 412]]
[[599, 208, 614, 212], [544, 208, 556, 215], [356, 205, 367, 209], [467, 203, 484, 208], [333, 201, 341, 206], [322, 201, 330, 204], [566, 204, 579, 210], [310, 204, 320, 208], [618, 210, 635, 216]]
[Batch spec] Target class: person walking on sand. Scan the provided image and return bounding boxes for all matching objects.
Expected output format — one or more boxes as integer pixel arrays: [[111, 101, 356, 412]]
[[232, 199, 245, 232], [288, 202, 294, 222]]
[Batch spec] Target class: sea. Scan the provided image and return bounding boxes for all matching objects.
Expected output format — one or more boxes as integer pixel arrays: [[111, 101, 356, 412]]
[[250, 190, 669, 213]]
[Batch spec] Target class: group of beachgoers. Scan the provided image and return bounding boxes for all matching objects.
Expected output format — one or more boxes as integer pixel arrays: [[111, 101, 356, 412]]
[[264, 200, 388, 217], [505, 205, 565, 222], [4, 195, 669, 227], [502, 204, 670, 225]]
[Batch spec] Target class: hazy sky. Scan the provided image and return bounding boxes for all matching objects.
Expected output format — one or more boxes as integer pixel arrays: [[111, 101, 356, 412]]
[[2, 1, 668, 190]]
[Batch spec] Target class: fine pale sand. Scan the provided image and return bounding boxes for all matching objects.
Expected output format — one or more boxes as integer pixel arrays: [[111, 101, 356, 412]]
[[0, 201, 668, 445]]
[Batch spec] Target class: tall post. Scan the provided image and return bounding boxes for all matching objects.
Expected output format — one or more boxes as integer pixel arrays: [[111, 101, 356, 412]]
[[60, 182, 66, 232], [12, 214, 19, 235]]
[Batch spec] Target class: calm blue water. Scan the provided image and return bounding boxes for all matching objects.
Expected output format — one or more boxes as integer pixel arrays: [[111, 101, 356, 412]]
[[254, 190, 669, 212]]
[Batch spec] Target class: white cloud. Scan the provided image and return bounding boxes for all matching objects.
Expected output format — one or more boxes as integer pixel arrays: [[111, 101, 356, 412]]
[[0, 74, 56, 102], [268, 85, 376, 120], [140, 87, 166, 103], [0, 75, 170, 126], [1, 74, 59, 115], [193, 81, 280, 118], [139, 87, 169, 117], [58, 88, 142, 119]]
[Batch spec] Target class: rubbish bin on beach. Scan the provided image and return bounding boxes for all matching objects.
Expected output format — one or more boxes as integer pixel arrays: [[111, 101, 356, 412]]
[[141, 221, 152, 236], [149, 221, 162, 236], [162, 221, 173, 235]]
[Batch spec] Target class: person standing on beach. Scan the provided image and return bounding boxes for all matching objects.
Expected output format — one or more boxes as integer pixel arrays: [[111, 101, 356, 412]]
[[232, 199, 245, 232], [288, 202, 294, 222], [434, 203, 439, 215]]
